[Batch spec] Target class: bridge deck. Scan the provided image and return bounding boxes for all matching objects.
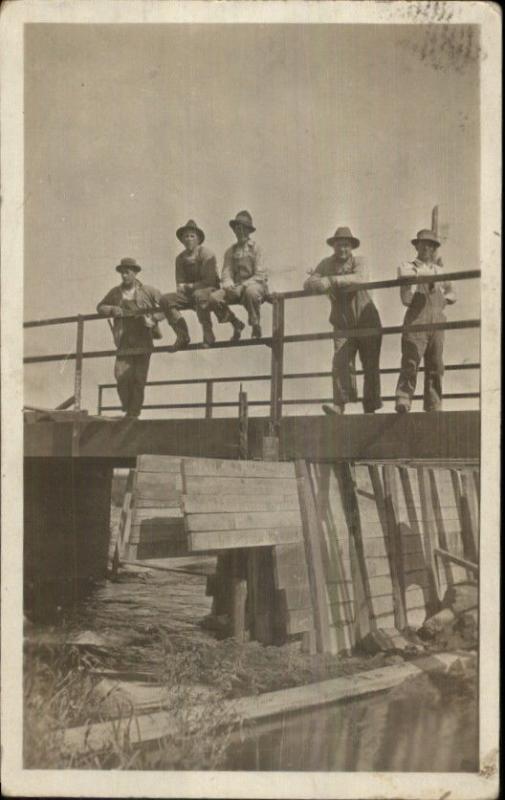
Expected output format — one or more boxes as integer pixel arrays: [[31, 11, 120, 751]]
[[24, 410, 480, 463]]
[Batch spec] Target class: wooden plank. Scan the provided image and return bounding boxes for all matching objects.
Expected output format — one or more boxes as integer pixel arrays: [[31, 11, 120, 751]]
[[62, 653, 474, 756], [295, 460, 332, 654], [451, 469, 478, 566], [434, 548, 479, 575], [25, 411, 480, 461], [136, 455, 182, 473], [132, 507, 183, 522], [252, 548, 277, 645], [182, 457, 295, 479], [286, 608, 314, 636], [185, 510, 301, 533], [188, 527, 302, 552], [428, 468, 458, 587], [461, 470, 479, 555], [182, 493, 299, 514], [184, 475, 297, 496], [278, 585, 312, 611], [135, 497, 182, 509], [400, 467, 437, 612], [272, 543, 309, 588], [371, 465, 406, 629]]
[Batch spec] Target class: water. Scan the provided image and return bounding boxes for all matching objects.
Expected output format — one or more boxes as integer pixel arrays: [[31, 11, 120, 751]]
[[224, 671, 478, 772]]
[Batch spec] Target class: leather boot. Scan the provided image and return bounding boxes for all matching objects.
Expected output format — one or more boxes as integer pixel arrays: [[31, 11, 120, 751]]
[[202, 322, 216, 348], [173, 318, 190, 350], [230, 317, 245, 342], [322, 403, 345, 416]]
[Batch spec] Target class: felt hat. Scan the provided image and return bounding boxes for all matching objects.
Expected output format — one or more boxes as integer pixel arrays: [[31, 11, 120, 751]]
[[326, 226, 360, 249], [176, 219, 205, 245], [229, 210, 256, 233], [411, 229, 441, 248], [116, 257, 141, 273]]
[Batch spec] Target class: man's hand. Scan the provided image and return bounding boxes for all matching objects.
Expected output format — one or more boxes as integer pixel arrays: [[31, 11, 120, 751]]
[[111, 306, 123, 318]]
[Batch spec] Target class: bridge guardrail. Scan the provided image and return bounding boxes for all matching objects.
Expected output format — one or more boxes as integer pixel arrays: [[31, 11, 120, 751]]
[[24, 269, 481, 426]]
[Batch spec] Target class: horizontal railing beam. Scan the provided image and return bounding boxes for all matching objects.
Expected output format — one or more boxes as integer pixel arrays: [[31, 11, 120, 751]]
[[100, 391, 479, 412], [23, 269, 481, 328], [24, 320, 480, 365], [96, 361, 480, 393]]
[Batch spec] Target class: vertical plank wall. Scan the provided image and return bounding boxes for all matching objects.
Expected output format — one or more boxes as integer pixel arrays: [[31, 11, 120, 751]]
[[307, 461, 479, 652]]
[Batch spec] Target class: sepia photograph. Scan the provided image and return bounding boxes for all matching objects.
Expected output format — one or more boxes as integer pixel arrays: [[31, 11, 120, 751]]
[[1, 1, 500, 798]]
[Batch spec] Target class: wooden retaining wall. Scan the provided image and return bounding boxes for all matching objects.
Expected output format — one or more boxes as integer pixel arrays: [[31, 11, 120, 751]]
[[117, 455, 479, 654], [307, 462, 479, 651]]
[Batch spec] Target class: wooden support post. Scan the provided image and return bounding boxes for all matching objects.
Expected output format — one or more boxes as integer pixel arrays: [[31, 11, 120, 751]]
[[72, 315, 85, 456], [461, 470, 479, 556], [414, 467, 441, 610], [205, 380, 214, 419], [381, 465, 407, 630], [269, 295, 285, 439], [450, 469, 478, 568], [97, 386, 103, 415], [230, 550, 248, 641], [295, 460, 331, 654], [238, 385, 248, 460]]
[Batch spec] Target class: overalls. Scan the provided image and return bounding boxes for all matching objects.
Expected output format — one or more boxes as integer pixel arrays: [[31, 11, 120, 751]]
[[395, 262, 450, 411]]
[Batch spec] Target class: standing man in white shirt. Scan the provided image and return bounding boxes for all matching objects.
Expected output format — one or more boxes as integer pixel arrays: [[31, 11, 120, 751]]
[[395, 229, 456, 413]]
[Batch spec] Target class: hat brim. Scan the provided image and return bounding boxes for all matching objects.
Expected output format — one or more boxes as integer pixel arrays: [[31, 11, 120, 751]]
[[176, 226, 205, 244], [230, 219, 256, 233], [116, 264, 141, 273], [327, 236, 360, 249], [411, 237, 440, 248]]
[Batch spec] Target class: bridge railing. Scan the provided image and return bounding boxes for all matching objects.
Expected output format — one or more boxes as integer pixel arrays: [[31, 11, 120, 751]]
[[24, 269, 481, 424]]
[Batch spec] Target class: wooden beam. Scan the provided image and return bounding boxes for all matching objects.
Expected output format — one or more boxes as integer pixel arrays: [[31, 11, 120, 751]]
[[295, 460, 332, 654], [24, 411, 480, 461], [188, 527, 302, 552]]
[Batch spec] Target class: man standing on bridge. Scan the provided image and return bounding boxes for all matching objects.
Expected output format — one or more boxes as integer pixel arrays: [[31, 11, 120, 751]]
[[304, 226, 383, 415], [395, 229, 456, 413], [210, 210, 268, 339], [159, 220, 244, 349], [97, 257, 164, 418]]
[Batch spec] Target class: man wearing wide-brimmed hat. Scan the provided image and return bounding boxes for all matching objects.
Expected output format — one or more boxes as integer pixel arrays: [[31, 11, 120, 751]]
[[210, 211, 268, 339], [395, 229, 456, 413], [159, 220, 244, 348], [304, 226, 382, 414], [97, 257, 164, 418]]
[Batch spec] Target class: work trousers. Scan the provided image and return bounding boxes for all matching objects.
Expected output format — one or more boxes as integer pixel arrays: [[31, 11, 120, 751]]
[[396, 291, 446, 411], [114, 353, 151, 417], [396, 329, 444, 411], [159, 287, 221, 329], [333, 331, 382, 412], [211, 283, 266, 327]]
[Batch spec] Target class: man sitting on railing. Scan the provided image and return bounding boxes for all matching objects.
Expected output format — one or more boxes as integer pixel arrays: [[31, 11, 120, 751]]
[[159, 220, 244, 349], [210, 210, 268, 339], [395, 229, 456, 413], [304, 226, 382, 415], [96, 257, 164, 418]]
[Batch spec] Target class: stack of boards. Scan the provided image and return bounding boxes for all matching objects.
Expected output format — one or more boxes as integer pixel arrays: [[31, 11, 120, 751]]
[[117, 455, 315, 643]]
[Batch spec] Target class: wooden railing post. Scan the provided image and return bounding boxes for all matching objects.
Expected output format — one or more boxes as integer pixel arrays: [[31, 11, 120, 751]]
[[74, 315, 85, 412], [269, 295, 285, 436], [97, 385, 103, 416], [72, 316, 85, 456], [205, 380, 213, 419]]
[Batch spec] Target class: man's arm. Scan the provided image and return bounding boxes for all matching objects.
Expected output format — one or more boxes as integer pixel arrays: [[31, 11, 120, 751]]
[[332, 256, 369, 289], [97, 288, 122, 316], [175, 255, 188, 292], [397, 263, 417, 307], [143, 286, 165, 321], [221, 247, 235, 289], [304, 260, 332, 293]]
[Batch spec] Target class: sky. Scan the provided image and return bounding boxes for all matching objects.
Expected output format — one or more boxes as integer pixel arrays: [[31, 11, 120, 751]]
[[23, 23, 481, 416]]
